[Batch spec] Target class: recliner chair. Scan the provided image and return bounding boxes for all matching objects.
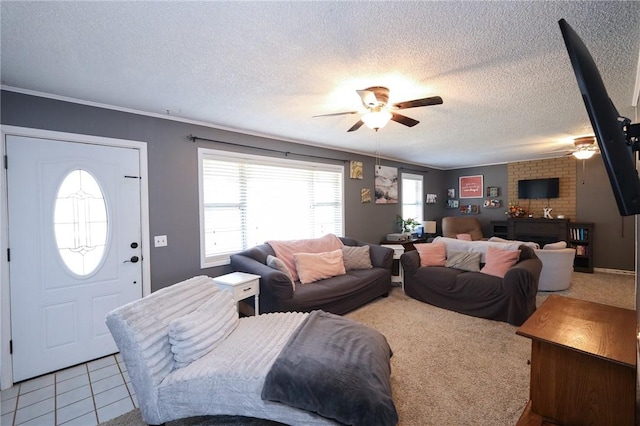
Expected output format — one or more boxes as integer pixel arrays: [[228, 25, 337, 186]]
[[441, 216, 484, 240]]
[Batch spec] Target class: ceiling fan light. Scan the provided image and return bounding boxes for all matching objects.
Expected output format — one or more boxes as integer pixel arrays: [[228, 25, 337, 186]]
[[362, 111, 392, 131], [572, 149, 595, 160]]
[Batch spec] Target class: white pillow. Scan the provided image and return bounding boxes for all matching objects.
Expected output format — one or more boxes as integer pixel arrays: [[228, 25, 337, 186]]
[[168, 290, 239, 369], [266, 254, 296, 291], [543, 241, 568, 250]]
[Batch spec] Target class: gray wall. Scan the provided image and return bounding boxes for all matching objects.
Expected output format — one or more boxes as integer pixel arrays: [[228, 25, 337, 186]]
[[1, 91, 440, 290], [2, 90, 632, 292], [576, 156, 635, 271], [441, 165, 509, 237]]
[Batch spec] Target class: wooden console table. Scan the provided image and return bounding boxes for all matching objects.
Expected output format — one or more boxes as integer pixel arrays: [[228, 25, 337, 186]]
[[516, 295, 636, 425]]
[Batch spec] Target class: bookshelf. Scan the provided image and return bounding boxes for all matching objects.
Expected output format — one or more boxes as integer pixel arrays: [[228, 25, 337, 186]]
[[569, 222, 594, 273]]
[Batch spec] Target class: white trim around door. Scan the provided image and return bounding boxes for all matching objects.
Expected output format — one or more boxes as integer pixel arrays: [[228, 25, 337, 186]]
[[0, 125, 151, 390]]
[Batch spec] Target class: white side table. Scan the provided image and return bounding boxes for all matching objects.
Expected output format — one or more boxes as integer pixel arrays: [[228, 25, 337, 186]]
[[212, 272, 261, 315], [382, 244, 405, 290]]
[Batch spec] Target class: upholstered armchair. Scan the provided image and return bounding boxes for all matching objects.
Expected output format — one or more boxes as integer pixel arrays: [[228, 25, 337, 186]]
[[534, 244, 576, 291], [441, 217, 484, 241]]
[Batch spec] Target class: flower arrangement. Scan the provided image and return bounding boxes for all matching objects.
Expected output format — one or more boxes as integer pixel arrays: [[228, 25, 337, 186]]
[[396, 215, 420, 233], [506, 204, 527, 218]]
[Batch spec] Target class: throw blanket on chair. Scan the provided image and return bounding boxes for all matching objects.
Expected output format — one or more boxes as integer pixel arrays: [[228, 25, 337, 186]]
[[261, 310, 398, 426]]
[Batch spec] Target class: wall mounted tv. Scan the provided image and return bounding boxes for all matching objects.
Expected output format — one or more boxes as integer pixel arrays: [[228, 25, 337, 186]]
[[559, 19, 640, 216], [518, 178, 560, 199]]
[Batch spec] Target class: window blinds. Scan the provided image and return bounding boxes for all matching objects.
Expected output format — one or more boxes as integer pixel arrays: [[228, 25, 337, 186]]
[[199, 149, 344, 267]]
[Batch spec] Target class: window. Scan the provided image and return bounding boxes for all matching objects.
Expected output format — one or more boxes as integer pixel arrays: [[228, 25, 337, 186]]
[[401, 173, 423, 223], [198, 148, 344, 267], [54, 169, 108, 276]]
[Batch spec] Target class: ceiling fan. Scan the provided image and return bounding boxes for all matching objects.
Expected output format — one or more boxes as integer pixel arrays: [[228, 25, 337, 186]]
[[569, 136, 599, 159], [313, 86, 443, 132]]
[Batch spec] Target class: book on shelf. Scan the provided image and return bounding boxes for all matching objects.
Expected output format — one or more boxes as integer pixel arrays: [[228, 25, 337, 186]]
[[571, 227, 588, 241], [575, 245, 588, 256]]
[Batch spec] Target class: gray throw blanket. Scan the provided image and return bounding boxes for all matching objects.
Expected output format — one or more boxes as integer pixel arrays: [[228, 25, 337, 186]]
[[261, 310, 398, 426]]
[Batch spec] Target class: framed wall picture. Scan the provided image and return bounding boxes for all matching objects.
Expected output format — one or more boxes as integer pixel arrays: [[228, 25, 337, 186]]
[[361, 188, 372, 203], [459, 175, 484, 198], [350, 161, 363, 179], [460, 204, 480, 214], [426, 193, 438, 204], [487, 186, 499, 197], [446, 199, 459, 209], [447, 188, 455, 199], [374, 165, 398, 204], [483, 199, 502, 208]]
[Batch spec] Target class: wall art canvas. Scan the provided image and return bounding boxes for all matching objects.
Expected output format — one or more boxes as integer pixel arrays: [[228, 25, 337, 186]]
[[447, 188, 455, 198], [374, 165, 398, 204], [361, 188, 372, 203], [459, 175, 484, 199], [350, 161, 363, 179], [426, 194, 438, 204]]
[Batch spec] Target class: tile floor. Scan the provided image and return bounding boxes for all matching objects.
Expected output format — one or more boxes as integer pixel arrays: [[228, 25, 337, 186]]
[[0, 354, 137, 426]]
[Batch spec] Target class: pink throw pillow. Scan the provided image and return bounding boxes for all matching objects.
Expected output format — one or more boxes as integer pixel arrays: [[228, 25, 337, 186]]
[[294, 249, 346, 284], [480, 246, 521, 278], [267, 234, 344, 282], [456, 233, 472, 241], [415, 242, 446, 267]]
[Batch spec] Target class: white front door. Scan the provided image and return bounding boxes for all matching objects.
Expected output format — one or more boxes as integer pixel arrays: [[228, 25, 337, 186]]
[[7, 135, 143, 382]]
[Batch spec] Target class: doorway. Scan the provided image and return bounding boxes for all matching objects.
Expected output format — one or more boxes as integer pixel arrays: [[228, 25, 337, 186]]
[[0, 126, 151, 389]]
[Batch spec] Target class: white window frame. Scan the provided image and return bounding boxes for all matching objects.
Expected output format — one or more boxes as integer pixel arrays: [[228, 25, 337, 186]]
[[401, 173, 424, 223], [198, 148, 344, 267]]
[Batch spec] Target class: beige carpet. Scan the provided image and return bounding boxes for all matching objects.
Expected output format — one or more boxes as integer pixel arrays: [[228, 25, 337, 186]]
[[101, 271, 635, 426]]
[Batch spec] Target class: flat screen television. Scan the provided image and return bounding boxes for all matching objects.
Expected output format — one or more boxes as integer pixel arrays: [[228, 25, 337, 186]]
[[518, 177, 560, 199], [559, 19, 640, 216]]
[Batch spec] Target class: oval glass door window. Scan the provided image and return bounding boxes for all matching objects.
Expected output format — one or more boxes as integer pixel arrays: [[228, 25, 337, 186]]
[[54, 169, 108, 276]]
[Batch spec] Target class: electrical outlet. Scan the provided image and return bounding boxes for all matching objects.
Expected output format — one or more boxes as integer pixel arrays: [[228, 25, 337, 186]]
[[154, 235, 167, 247]]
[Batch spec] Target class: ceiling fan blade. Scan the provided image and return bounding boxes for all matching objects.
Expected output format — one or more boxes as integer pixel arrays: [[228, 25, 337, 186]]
[[393, 96, 443, 110], [347, 120, 364, 132], [356, 90, 378, 108], [313, 111, 359, 118], [391, 112, 419, 127]]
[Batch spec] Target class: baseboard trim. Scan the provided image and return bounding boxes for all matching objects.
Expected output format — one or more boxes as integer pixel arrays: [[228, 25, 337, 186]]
[[593, 267, 635, 276]]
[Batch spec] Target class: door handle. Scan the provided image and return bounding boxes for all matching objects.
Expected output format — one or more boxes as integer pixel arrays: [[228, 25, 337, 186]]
[[124, 256, 140, 263]]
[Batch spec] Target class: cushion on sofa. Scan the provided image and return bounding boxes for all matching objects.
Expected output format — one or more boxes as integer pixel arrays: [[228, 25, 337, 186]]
[[415, 242, 447, 266], [445, 251, 481, 272], [543, 241, 568, 250], [480, 246, 521, 278], [342, 245, 373, 270], [267, 234, 344, 282], [456, 233, 473, 241], [294, 249, 347, 284], [168, 289, 239, 369], [266, 254, 296, 291]]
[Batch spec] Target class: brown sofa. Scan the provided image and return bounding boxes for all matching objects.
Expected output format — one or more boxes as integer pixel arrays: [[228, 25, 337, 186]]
[[400, 245, 542, 325], [230, 237, 393, 315], [441, 216, 485, 240]]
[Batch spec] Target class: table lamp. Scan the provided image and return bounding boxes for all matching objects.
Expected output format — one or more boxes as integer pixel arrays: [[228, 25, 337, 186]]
[[423, 221, 437, 238]]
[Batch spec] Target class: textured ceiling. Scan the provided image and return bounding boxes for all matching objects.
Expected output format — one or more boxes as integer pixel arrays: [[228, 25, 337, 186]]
[[1, 1, 639, 169]]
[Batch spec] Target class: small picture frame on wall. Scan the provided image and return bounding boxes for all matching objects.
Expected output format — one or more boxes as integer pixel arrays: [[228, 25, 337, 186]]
[[426, 194, 438, 204], [483, 199, 502, 208], [361, 188, 372, 203], [446, 199, 459, 209], [447, 188, 455, 199], [487, 186, 499, 197], [349, 161, 363, 179], [459, 204, 479, 214]]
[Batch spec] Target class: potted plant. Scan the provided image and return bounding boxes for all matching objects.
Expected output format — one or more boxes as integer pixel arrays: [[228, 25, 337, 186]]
[[396, 215, 420, 235]]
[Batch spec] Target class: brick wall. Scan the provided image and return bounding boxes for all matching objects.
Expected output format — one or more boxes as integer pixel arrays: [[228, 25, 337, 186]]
[[507, 157, 576, 220]]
